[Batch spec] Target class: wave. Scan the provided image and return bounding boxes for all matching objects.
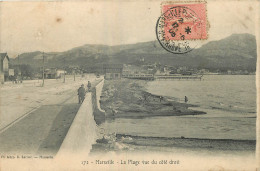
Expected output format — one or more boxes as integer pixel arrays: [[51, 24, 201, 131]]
[[208, 104, 255, 114], [116, 134, 255, 142], [115, 134, 255, 151]]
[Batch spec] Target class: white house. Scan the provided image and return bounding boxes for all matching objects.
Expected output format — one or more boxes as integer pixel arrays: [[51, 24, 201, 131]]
[[0, 53, 10, 83], [56, 69, 66, 78]]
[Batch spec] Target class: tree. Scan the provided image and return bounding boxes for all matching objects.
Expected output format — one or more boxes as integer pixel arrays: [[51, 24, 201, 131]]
[[20, 64, 35, 79], [11, 64, 35, 79]]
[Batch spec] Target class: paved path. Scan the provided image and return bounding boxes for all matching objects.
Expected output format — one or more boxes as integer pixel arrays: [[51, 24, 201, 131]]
[[0, 80, 101, 156]]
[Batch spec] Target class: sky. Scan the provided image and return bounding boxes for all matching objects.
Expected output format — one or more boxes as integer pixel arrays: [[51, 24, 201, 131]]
[[0, 0, 258, 57]]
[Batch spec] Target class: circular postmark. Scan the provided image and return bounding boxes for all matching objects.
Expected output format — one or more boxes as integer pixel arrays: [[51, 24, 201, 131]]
[[156, 5, 204, 54]]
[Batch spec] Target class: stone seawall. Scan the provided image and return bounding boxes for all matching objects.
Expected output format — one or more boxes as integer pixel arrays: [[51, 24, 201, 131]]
[[57, 79, 105, 157], [91, 79, 105, 125]]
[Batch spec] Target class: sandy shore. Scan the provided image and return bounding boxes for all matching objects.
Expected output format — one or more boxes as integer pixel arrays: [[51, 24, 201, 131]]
[[100, 79, 206, 118], [92, 79, 256, 155]]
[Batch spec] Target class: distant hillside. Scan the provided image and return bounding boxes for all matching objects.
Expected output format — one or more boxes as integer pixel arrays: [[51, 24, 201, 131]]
[[11, 33, 257, 71]]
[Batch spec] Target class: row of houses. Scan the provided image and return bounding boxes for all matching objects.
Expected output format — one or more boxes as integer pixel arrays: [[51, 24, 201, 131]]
[[0, 53, 72, 83], [0, 53, 125, 82], [0, 52, 157, 82], [0, 54, 200, 82], [0, 54, 159, 82]]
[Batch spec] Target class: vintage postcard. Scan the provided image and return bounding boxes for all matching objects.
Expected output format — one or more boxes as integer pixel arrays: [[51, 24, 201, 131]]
[[0, 0, 259, 170]]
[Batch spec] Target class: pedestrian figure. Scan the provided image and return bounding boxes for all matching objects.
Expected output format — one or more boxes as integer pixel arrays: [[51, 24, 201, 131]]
[[159, 96, 163, 102], [185, 96, 188, 103], [143, 94, 148, 103], [78, 84, 86, 104], [87, 81, 92, 92]]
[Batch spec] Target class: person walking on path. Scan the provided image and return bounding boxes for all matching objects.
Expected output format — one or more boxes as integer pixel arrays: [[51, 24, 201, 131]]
[[185, 96, 188, 103], [87, 81, 92, 92], [78, 84, 86, 104]]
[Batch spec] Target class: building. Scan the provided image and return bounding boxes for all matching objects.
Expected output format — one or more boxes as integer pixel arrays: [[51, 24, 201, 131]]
[[56, 69, 66, 78], [103, 64, 123, 79], [44, 68, 66, 79], [44, 68, 57, 79], [0, 53, 9, 72], [0, 73, 4, 83], [0, 53, 10, 83], [122, 64, 154, 80], [122, 64, 141, 76]]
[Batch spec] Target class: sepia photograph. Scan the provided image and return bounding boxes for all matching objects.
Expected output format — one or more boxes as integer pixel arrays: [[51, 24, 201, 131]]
[[0, 0, 259, 170]]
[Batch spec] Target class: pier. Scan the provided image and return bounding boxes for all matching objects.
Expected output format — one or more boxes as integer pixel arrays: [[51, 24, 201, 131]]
[[154, 75, 203, 80], [123, 74, 203, 81], [122, 74, 154, 80]]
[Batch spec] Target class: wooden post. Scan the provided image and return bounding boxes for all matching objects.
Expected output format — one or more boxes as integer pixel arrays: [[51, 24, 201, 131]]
[[42, 52, 45, 87], [74, 71, 75, 81], [63, 58, 66, 83]]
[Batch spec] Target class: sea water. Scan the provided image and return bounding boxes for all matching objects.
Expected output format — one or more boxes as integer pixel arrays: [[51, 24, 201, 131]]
[[98, 75, 256, 148]]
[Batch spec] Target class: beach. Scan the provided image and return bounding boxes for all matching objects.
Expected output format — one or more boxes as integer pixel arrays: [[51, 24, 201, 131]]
[[100, 79, 206, 118], [92, 76, 256, 155]]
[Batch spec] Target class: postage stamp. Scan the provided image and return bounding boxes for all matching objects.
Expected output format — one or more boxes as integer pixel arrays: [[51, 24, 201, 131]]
[[156, 1, 208, 53]]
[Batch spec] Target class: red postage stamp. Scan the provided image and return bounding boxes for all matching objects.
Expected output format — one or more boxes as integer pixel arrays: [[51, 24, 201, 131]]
[[156, 1, 208, 53], [161, 2, 207, 41]]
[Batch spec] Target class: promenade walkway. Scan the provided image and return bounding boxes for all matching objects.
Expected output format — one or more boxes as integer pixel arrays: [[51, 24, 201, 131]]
[[0, 79, 101, 156]]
